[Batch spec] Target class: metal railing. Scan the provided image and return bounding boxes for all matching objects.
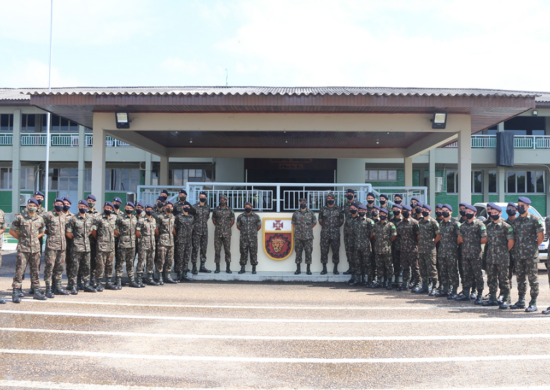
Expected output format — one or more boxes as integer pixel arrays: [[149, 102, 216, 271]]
[[446, 135, 550, 149], [0, 134, 13, 146], [371, 186, 428, 208], [16, 133, 132, 147]]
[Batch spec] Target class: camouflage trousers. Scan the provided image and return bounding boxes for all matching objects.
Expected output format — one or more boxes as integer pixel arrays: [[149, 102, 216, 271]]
[[353, 248, 371, 277], [65, 243, 73, 279], [192, 233, 208, 264], [156, 245, 174, 273], [343, 229, 353, 264], [438, 255, 459, 288], [487, 263, 510, 298], [516, 256, 539, 298], [418, 251, 438, 284], [295, 239, 313, 264], [320, 234, 340, 264], [462, 255, 484, 291], [69, 251, 91, 285], [214, 235, 231, 264], [137, 247, 155, 274], [458, 248, 477, 290], [509, 252, 516, 282], [375, 253, 393, 281], [400, 251, 420, 284], [175, 240, 193, 272], [44, 248, 66, 284], [392, 249, 401, 278], [240, 238, 258, 266], [96, 251, 115, 279], [116, 247, 136, 278], [89, 237, 97, 278], [12, 250, 41, 289]]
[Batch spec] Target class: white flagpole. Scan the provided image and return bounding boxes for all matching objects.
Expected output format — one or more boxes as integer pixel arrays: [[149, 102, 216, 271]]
[[44, 0, 53, 211]]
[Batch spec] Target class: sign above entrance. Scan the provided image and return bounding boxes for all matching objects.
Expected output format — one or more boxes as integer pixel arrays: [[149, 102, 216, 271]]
[[245, 158, 337, 171], [264, 218, 293, 261]]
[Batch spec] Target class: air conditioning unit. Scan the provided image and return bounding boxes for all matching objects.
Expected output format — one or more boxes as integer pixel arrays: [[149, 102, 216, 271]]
[[19, 194, 31, 206], [435, 177, 444, 193]]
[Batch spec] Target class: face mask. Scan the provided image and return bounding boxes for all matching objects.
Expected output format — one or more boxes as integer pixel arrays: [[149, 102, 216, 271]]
[[393, 210, 401, 216], [87, 201, 95, 208], [411, 202, 417, 208], [506, 209, 516, 216], [125, 209, 133, 215], [518, 206, 526, 214], [245, 207, 252, 213], [422, 211, 429, 217], [459, 210, 466, 217], [327, 199, 335, 205], [395, 200, 402, 205], [380, 200, 386, 205], [367, 199, 374, 204], [114, 204, 120, 210], [179, 195, 186, 201], [490, 214, 500, 221], [199, 197, 206, 203], [28, 206, 37, 214], [380, 215, 387, 220], [165, 207, 172, 213], [78, 208, 87, 214], [54, 205, 63, 212], [160, 196, 167, 202], [435, 212, 442, 218], [347, 194, 354, 200], [415, 207, 422, 214], [220, 201, 227, 206], [372, 211, 379, 217], [37, 199, 43, 206], [442, 211, 450, 218], [350, 209, 357, 215], [402, 211, 410, 218], [358, 212, 366, 218], [466, 213, 474, 220], [104, 209, 112, 215], [136, 209, 142, 215], [146, 210, 153, 216], [63, 205, 71, 211], [183, 207, 190, 213], [300, 204, 307, 210]]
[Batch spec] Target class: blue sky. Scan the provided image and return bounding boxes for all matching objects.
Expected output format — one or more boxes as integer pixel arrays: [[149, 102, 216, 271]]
[[1, 0, 549, 91]]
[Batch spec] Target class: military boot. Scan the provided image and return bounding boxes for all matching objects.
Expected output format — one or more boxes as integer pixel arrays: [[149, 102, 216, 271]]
[[225, 263, 232, 274], [129, 274, 141, 288], [12, 288, 21, 304], [412, 282, 427, 294], [192, 263, 198, 275], [320, 264, 328, 275], [343, 267, 352, 275], [482, 293, 491, 301], [17, 288, 24, 298], [482, 294, 499, 306], [372, 277, 383, 289], [0, 297, 5, 304], [214, 264, 221, 274], [428, 280, 438, 296], [83, 281, 96, 293], [525, 298, 538, 312], [90, 277, 98, 289], [397, 278, 408, 291], [252, 265, 257, 274], [33, 287, 47, 300], [435, 285, 448, 298], [116, 277, 123, 289], [164, 271, 178, 284], [499, 294, 510, 310], [53, 280, 69, 295], [542, 306, 550, 315], [510, 295, 526, 309], [306, 264, 312, 275], [45, 282, 55, 299], [105, 278, 116, 290], [454, 288, 470, 301], [175, 271, 182, 282], [385, 280, 393, 290], [146, 273, 159, 286], [136, 273, 145, 288], [238, 265, 246, 274], [77, 276, 84, 291], [474, 290, 483, 305], [361, 275, 368, 287], [67, 282, 78, 295], [295, 264, 301, 275], [347, 276, 359, 286], [181, 272, 194, 282], [333, 264, 339, 275], [447, 286, 458, 300], [95, 280, 104, 292], [199, 262, 211, 273]]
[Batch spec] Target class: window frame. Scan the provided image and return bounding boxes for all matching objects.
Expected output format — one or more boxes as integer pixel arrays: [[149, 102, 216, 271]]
[[365, 169, 398, 183]]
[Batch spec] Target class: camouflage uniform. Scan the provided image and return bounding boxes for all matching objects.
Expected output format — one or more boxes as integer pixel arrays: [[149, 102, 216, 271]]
[[292, 209, 317, 265], [458, 219, 487, 291], [212, 206, 235, 264], [372, 220, 397, 281], [353, 216, 374, 278], [63, 211, 74, 278], [86, 208, 101, 279], [175, 213, 195, 272], [390, 214, 403, 281], [66, 213, 94, 285], [94, 213, 117, 279], [318, 204, 344, 264], [513, 213, 544, 299], [438, 219, 461, 288], [237, 212, 262, 266], [486, 219, 514, 299], [43, 210, 67, 284], [115, 213, 138, 277], [155, 212, 175, 272], [11, 213, 45, 289], [136, 216, 157, 274], [174, 200, 196, 217], [397, 218, 420, 284], [112, 209, 124, 276], [191, 202, 211, 264], [343, 200, 355, 266], [366, 205, 376, 219], [418, 217, 440, 286]]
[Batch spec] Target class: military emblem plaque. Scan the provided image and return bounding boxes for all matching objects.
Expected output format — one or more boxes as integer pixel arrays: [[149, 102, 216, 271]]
[[263, 218, 293, 261]]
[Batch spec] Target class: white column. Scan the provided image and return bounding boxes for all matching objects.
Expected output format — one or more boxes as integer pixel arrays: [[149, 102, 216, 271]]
[[497, 122, 505, 202], [144, 152, 152, 185], [429, 149, 436, 214], [91, 124, 106, 205], [457, 128, 472, 205], [11, 109, 21, 215], [337, 159, 365, 183], [483, 169, 489, 202], [77, 125, 85, 201], [404, 157, 413, 186], [159, 155, 169, 186]]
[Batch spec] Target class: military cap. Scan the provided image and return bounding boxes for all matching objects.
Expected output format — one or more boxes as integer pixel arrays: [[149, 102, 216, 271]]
[[34, 190, 45, 197], [126, 202, 135, 208], [350, 202, 359, 208], [465, 204, 477, 212], [380, 194, 389, 200], [436, 203, 443, 209], [347, 189, 355, 194], [507, 202, 517, 209], [367, 192, 375, 198], [28, 198, 39, 206], [459, 202, 468, 208], [160, 189, 169, 195], [179, 189, 187, 195], [416, 202, 424, 209], [244, 201, 253, 207], [113, 197, 122, 203], [299, 198, 307, 203], [487, 202, 497, 209], [87, 194, 96, 201], [402, 205, 412, 211], [393, 204, 403, 209], [326, 192, 335, 199], [379, 207, 389, 214], [104, 201, 114, 208], [62, 197, 72, 204], [54, 198, 64, 203], [394, 194, 403, 200], [442, 204, 453, 211], [411, 196, 420, 202], [136, 202, 144, 208], [220, 194, 228, 201], [491, 204, 502, 212], [423, 204, 432, 212], [145, 204, 154, 209], [358, 203, 367, 210], [518, 196, 531, 205], [166, 200, 174, 206], [372, 205, 380, 211], [78, 200, 88, 206], [199, 191, 207, 196]]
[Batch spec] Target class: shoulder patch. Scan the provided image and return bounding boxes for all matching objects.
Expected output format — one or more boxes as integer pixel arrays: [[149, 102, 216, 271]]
[[391, 225, 396, 229], [538, 220, 543, 225], [508, 227, 513, 232], [480, 225, 486, 230]]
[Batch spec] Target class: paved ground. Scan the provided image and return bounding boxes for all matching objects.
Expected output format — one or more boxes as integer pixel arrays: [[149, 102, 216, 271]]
[[1, 251, 550, 390]]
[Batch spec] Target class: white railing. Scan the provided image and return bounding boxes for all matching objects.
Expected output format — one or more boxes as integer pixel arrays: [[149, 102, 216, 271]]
[[0, 134, 13, 145], [371, 186, 428, 208], [471, 135, 496, 148], [16, 133, 132, 147], [446, 135, 550, 149], [21, 133, 47, 146]]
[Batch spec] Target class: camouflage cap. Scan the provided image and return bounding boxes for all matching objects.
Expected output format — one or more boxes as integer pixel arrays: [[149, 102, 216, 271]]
[[244, 202, 252, 207], [326, 193, 335, 199], [219, 194, 228, 201]]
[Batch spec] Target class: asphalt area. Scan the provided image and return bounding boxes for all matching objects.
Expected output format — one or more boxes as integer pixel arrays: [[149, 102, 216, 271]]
[[1, 250, 550, 390]]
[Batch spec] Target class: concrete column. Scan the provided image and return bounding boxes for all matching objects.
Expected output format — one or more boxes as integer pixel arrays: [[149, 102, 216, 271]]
[[404, 158, 413, 186], [497, 122, 505, 202], [483, 169, 489, 202], [11, 109, 21, 215], [91, 123, 106, 205], [545, 117, 550, 135], [429, 149, 436, 214], [337, 159, 365, 183], [77, 125, 85, 201], [215, 158, 245, 182], [159, 155, 169, 185], [457, 128, 472, 205], [144, 152, 152, 185]]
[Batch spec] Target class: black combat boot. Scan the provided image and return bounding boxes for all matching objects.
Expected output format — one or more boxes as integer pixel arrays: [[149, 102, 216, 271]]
[[146, 273, 159, 286], [77, 276, 84, 291], [17, 288, 24, 298], [397, 278, 407, 291], [482, 293, 491, 301], [136, 273, 145, 288], [90, 277, 98, 289], [95, 280, 104, 292], [510, 295, 526, 309], [525, 298, 538, 312], [181, 272, 194, 282], [67, 282, 78, 295], [385, 280, 393, 290], [192, 263, 198, 275], [294, 264, 301, 275], [175, 271, 183, 282], [347, 276, 359, 286], [238, 265, 246, 274], [372, 277, 382, 289], [542, 306, 550, 315], [45, 282, 55, 299], [53, 280, 69, 295], [412, 281, 426, 294], [428, 280, 438, 296], [333, 264, 339, 275], [474, 290, 483, 305], [116, 277, 123, 289], [306, 264, 312, 275], [482, 294, 499, 306], [12, 288, 21, 303], [129, 274, 141, 288], [343, 267, 352, 275], [164, 271, 178, 284], [225, 263, 232, 274], [252, 265, 257, 274], [447, 286, 458, 300], [105, 278, 116, 290], [499, 294, 510, 310], [33, 287, 47, 300], [435, 286, 448, 297], [83, 281, 96, 293], [361, 275, 368, 287], [200, 262, 211, 273], [214, 264, 221, 274], [320, 264, 328, 275]]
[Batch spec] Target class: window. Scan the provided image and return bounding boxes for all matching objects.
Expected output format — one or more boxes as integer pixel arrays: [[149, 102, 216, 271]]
[[21, 114, 36, 132], [48, 114, 79, 132], [506, 170, 544, 194], [472, 171, 482, 194], [0, 167, 12, 189], [489, 171, 497, 193], [365, 170, 397, 182], [169, 169, 214, 186], [105, 168, 141, 192], [445, 170, 482, 194], [1, 114, 13, 131], [446, 171, 457, 194], [20, 167, 35, 190]]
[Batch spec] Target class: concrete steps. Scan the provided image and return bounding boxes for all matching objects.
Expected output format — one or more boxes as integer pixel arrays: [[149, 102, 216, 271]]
[[190, 271, 350, 283]]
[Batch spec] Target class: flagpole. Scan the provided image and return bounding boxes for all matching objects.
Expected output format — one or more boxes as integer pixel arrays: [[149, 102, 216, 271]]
[[45, 0, 53, 211]]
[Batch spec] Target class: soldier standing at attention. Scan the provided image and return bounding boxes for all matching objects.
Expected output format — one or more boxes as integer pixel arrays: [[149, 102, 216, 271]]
[[343, 189, 356, 275], [0, 207, 5, 303], [379, 194, 390, 214], [396, 205, 420, 291], [457, 202, 475, 299], [366, 192, 376, 218], [61, 197, 74, 291], [92, 202, 117, 291], [136, 204, 158, 286], [9, 199, 46, 303], [212, 195, 235, 274], [65, 200, 95, 294], [318, 193, 344, 275], [346, 203, 361, 286], [434, 203, 445, 292], [43, 198, 69, 298], [410, 196, 420, 210], [86, 195, 100, 289], [192, 191, 211, 274], [111, 196, 124, 287], [455, 205, 487, 304], [482, 204, 514, 309], [414, 204, 440, 295], [350, 204, 374, 286], [237, 202, 262, 274], [20, 191, 46, 283], [114, 202, 139, 289], [413, 202, 423, 221], [292, 198, 317, 275], [371, 206, 397, 289], [393, 194, 403, 206], [390, 204, 403, 288], [435, 204, 461, 299], [510, 197, 544, 312], [154, 200, 177, 284], [174, 189, 196, 216], [506, 203, 518, 283], [174, 201, 195, 282]]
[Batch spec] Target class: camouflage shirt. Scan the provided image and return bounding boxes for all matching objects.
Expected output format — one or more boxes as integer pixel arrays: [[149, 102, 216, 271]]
[[11, 213, 45, 253], [136, 216, 156, 251], [44, 211, 67, 251], [438, 219, 461, 258], [513, 213, 544, 259], [318, 205, 344, 239], [486, 219, 514, 265], [115, 214, 138, 249], [192, 202, 211, 235], [212, 206, 235, 238], [175, 214, 195, 243], [458, 219, 487, 258], [174, 200, 196, 217], [397, 218, 419, 253], [390, 215, 403, 249], [87, 208, 101, 218], [372, 220, 397, 254], [66, 213, 94, 253], [155, 212, 175, 247], [237, 212, 261, 240], [366, 204, 376, 219], [355, 216, 374, 252], [418, 217, 440, 254], [0, 209, 5, 249], [292, 209, 317, 240], [343, 200, 355, 232], [95, 213, 117, 252]]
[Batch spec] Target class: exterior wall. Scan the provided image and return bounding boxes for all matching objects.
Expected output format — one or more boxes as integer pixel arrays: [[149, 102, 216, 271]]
[[336, 159, 365, 183], [218, 158, 245, 182]]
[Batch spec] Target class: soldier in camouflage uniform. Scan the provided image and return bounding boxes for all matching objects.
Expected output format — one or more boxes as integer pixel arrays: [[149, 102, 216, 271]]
[[136, 204, 158, 286], [292, 198, 317, 275], [175, 201, 195, 282], [346, 203, 361, 285], [434, 203, 444, 290], [457, 202, 475, 298], [9, 199, 46, 303], [482, 204, 515, 309], [412, 202, 423, 222], [509, 197, 544, 312], [318, 193, 344, 275], [343, 189, 357, 274], [350, 204, 374, 286], [111, 196, 124, 287], [86, 194, 100, 288], [20, 191, 46, 283], [543, 206, 550, 314], [506, 203, 518, 282], [212, 195, 235, 274], [61, 197, 74, 287], [92, 202, 117, 291], [43, 198, 69, 298], [393, 194, 403, 206], [192, 191, 211, 274], [435, 204, 461, 299], [455, 204, 487, 304], [115, 202, 140, 289], [379, 194, 390, 214], [390, 204, 403, 287], [410, 197, 421, 221], [371, 206, 397, 289], [413, 204, 440, 295], [173, 189, 196, 217], [367, 194, 379, 283], [366, 192, 376, 219], [154, 200, 177, 284], [66, 200, 96, 294], [397, 205, 420, 291], [0, 208, 5, 303], [237, 202, 262, 274]]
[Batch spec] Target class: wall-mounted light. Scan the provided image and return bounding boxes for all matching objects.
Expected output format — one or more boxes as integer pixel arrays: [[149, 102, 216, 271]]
[[115, 112, 130, 129], [533, 110, 538, 116], [431, 112, 447, 129]]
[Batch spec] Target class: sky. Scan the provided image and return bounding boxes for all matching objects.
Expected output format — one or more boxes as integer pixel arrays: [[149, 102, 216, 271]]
[[1, 0, 549, 91]]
